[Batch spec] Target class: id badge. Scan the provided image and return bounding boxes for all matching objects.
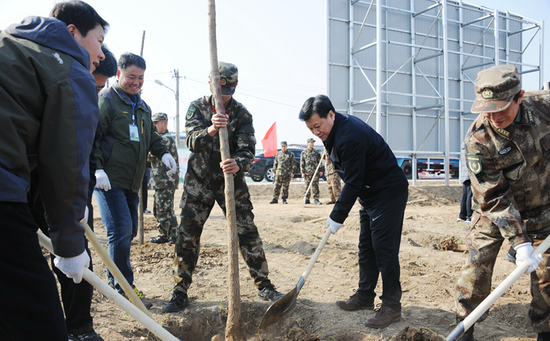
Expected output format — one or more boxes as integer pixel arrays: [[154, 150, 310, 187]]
[[129, 124, 140, 142]]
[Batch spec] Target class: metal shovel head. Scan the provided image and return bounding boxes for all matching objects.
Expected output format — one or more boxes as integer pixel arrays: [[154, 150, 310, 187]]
[[258, 286, 298, 329]]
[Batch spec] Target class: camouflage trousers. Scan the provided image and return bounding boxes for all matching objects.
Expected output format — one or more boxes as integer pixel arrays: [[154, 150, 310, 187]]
[[153, 188, 178, 241], [326, 172, 342, 202], [272, 172, 292, 200], [454, 213, 550, 333], [173, 186, 271, 294], [303, 173, 320, 200]]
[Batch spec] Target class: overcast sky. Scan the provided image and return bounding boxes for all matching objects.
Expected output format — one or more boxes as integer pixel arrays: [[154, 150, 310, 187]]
[[1, 0, 547, 146]]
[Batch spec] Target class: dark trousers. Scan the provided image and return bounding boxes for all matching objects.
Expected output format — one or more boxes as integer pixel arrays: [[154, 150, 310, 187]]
[[459, 180, 473, 220], [0, 202, 68, 341], [27, 172, 95, 335], [357, 189, 408, 311]]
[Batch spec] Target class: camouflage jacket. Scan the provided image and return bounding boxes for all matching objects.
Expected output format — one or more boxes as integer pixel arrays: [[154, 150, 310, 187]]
[[148, 129, 179, 190], [323, 151, 336, 175], [183, 96, 256, 198], [465, 90, 550, 247], [300, 148, 321, 175], [273, 150, 296, 176]]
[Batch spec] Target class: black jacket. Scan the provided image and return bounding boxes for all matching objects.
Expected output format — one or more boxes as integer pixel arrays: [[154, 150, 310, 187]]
[[324, 112, 408, 223]]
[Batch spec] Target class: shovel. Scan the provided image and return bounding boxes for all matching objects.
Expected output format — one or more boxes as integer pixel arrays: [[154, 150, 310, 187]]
[[258, 226, 332, 329], [447, 235, 550, 341]]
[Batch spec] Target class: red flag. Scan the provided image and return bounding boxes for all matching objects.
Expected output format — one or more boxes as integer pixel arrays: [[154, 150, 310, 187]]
[[261, 122, 277, 157]]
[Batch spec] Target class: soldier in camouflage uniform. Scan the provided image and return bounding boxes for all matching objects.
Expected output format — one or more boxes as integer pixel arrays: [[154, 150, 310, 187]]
[[148, 113, 180, 244], [323, 147, 342, 204], [270, 141, 296, 204], [301, 138, 323, 204], [162, 62, 284, 313], [453, 65, 549, 341]]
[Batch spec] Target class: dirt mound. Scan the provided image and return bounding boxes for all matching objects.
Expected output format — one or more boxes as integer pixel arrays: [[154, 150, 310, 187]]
[[287, 241, 317, 256], [388, 326, 445, 341]]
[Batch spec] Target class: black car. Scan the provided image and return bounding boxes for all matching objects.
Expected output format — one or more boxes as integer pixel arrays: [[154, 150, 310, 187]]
[[246, 148, 325, 182]]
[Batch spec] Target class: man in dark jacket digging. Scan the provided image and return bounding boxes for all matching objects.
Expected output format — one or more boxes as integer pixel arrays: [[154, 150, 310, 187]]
[[299, 94, 409, 329]]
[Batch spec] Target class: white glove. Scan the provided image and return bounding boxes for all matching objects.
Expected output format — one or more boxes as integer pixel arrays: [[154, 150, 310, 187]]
[[81, 206, 89, 224], [514, 243, 543, 274], [162, 153, 177, 175], [95, 169, 111, 191], [54, 250, 90, 284], [327, 217, 344, 234]]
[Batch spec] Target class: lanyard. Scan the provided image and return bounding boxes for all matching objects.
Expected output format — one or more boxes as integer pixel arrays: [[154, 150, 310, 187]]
[[128, 94, 137, 125]]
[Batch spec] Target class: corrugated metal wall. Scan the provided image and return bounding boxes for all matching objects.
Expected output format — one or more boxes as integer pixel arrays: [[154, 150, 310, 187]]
[[327, 0, 543, 183]]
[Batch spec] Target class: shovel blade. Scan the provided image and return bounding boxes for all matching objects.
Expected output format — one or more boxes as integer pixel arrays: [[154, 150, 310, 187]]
[[258, 286, 298, 329]]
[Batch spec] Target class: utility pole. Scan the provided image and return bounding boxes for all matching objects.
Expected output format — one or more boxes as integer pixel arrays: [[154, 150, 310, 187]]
[[174, 69, 180, 147]]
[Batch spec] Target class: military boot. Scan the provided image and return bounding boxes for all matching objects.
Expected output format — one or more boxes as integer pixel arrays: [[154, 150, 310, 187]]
[[538, 332, 550, 341]]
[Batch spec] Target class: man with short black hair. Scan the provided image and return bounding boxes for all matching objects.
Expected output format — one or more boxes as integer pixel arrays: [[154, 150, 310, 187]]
[[0, 1, 108, 339], [93, 45, 117, 93], [299, 94, 409, 329], [93, 52, 177, 308], [453, 64, 550, 341]]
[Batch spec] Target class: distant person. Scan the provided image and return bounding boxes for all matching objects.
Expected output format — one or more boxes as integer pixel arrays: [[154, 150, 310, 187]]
[[162, 62, 284, 313], [299, 95, 408, 329], [453, 65, 549, 341], [270, 141, 297, 204], [457, 142, 472, 222], [323, 147, 342, 205], [301, 138, 323, 205], [0, 1, 108, 340], [149, 112, 180, 244], [93, 53, 177, 309]]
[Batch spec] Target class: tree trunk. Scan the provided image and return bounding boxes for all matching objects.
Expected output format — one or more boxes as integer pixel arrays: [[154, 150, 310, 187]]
[[207, 1, 246, 340]]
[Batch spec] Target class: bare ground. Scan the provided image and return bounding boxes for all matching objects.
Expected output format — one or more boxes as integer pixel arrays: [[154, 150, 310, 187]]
[[56, 180, 536, 340]]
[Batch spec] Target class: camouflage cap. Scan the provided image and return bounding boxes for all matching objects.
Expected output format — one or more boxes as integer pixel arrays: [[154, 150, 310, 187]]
[[152, 112, 168, 122], [219, 61, 238, 96], [280, 141, 287, 146], [307, 138, 315, 143], [471, 65, 521, 114]]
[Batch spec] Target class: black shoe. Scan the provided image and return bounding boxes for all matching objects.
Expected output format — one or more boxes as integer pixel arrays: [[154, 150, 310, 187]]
[[314, 199, 322, 205], [305, 199, 311, 204], [257, 284, 285, 302], [456, 316, 474, 341], [538, 332, 550, 341], [68, 329, 104, 341], [144, 209, 151, 214], [270, 199, 278, 204], [149, 235, 169, 244], [162, 291, 189, 313], [282, 199, 288, 204]]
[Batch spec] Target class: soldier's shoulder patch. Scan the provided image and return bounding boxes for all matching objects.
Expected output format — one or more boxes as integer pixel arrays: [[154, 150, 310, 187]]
[[467, 154, 482, 174], [186, 104, 197, 120]]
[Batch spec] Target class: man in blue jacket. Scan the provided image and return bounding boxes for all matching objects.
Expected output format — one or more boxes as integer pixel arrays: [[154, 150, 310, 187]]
[[0, 1, 108, 340], [299, 95, 409, 329]]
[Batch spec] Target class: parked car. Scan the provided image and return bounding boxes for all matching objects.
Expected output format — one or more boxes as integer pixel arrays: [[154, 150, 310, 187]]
[[246, 148, 326, 182]]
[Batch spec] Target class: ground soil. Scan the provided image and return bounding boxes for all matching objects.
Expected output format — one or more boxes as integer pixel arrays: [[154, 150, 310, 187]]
[[57, 179, 537, 340]]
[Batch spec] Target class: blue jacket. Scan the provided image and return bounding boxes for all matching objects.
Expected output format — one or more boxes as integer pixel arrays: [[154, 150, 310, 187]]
[[324, 112, 408, 223], [0, 17, 98, 257]]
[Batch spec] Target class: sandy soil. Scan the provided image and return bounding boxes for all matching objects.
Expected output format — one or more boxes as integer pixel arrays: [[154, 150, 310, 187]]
[[58, 179, 536, 340]]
